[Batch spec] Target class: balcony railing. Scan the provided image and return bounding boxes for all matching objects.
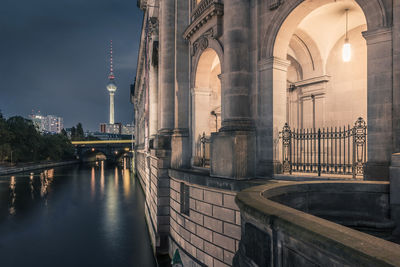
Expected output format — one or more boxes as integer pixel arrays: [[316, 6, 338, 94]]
[[192, 0, 214, 20], [184, 0, 223, 40], [280, 117, 367, 178]]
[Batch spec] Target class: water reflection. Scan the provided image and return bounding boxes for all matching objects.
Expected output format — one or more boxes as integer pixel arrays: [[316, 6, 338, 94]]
[[114, 167, 119, 187], [0, 164, 156, 266], [40, 170, 52, 207], [123, 168, 130, 198], [100, 161, 105, 195], [114, 166, 119, 183], [104, 167, 120, 251], [9, 176, 16, 215], [91, 167, 95, 199], [29, 173, 34, 199], [46, 168, 54, 179]]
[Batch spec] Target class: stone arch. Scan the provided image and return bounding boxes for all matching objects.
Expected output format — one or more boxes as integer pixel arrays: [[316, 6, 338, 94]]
[[260, 0, 387, 60], [191, 35, 224, 89], [190, 43, 223, 166], [273, 0, 369, 131], [288, 29, 324, 78], [80, 148, 107, 161], [256, 0, 391, 177]]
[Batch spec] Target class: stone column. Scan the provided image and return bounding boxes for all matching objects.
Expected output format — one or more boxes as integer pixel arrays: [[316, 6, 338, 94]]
[[393, 1, 400, 152], [362, 28, 393, 180], [390, 1, 400, 239], [210, 0, 256, 179], [149, 19, 159, 140], [171, 0, 191, 168], [220, 0, 252, 130], [390, 154, 400, 238], [256, 57, 290, 177], [152, 0, 175, 256], [158, 0, 175, 138]]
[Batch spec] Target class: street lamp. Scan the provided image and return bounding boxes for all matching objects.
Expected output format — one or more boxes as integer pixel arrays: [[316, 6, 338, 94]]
[[211, 110, 218, 132]]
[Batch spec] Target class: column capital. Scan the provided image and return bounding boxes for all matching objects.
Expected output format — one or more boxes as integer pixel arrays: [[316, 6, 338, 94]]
[[191, 87, 212, 96], [362, 27, 392, 45], [258, 57, 291, 72], [220, 119, 255, 132], [172, 128, 189, 137]]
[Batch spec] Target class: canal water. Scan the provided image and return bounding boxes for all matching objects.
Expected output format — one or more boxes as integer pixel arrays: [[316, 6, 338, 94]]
[[0, 162, 156, 267]]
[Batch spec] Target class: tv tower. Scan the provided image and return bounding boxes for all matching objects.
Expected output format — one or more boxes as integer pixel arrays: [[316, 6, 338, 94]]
[[107, 40, 117, 124]]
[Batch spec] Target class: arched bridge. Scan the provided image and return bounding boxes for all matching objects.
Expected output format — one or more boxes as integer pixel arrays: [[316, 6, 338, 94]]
[[71, 140, 135, 162]]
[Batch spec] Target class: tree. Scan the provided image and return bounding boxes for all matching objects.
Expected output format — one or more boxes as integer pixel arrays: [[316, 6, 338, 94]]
[[0, 112, 11, 162], [0, 113, 75, 163], [6, 116, 41, 162], [76, 123, 84, 140], [70, 127, 76, 140], [60, 128, 67, 137]]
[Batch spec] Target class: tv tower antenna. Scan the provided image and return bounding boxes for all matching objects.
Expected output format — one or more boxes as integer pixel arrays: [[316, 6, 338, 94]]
[[108, 40, 115, 80]]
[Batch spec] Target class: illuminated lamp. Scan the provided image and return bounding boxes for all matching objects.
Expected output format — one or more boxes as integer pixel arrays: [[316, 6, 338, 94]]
[[342, 9, 351, 62]]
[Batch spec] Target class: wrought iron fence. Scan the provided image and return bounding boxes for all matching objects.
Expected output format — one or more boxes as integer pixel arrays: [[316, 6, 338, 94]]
[[280, 118, 367, 178], [195, 132, 211, 168]]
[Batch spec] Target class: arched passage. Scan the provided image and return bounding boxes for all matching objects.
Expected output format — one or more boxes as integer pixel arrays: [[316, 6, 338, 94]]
[[192, 48, 221, 166], [280, 1, 368, 130], [271, 0, 368, 171], [257, 0, 391, 177]]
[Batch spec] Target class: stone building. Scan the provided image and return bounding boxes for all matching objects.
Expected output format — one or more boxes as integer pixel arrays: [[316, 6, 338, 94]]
[[133, 0, 400, 266]]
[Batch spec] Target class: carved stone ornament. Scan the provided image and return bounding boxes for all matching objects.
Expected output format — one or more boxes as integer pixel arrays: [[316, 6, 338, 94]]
[[192, 37, 208, 56], [148, 17, 159, 37], [269, 0, 283, 10], [191, 29, 213, 56]]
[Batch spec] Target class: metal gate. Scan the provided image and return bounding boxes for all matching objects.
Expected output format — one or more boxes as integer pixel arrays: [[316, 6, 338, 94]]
[[194, 132, 211, 168], [280, 117, 367, 178]]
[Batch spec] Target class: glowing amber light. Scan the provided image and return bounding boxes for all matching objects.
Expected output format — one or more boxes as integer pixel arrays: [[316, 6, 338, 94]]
[[342, 40, 351, 62], [342, 9, 351, 62]]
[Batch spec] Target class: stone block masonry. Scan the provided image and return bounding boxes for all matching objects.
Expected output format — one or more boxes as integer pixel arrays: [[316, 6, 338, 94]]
[[169, 177, 241, 267], [135, 149, 171, 254]]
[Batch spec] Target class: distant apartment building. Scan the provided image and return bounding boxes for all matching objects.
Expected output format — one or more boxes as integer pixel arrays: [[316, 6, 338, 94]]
[[30, 114, 45, 131], [45, 115, 64, 133], [100, 122, 135, 135], [121, 124, 134, 135], [30, 113, 63, 134], [100, 122, 121, 134]]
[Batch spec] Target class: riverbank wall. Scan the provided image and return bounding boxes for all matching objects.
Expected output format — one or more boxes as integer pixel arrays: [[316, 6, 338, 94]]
[[0, 160, 80, 176]]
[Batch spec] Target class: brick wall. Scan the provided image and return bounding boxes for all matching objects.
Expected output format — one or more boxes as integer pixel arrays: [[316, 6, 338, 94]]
[[169, 177, 241, 267]]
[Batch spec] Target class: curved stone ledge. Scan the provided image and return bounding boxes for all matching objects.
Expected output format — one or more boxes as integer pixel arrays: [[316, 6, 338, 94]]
[[234, 181, 400, 267], [169, 168, 266, 192]]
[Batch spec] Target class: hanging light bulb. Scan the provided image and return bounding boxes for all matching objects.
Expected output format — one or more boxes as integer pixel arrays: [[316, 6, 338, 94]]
[[343, 39, 351, 62], [342, 9, 351, 62]]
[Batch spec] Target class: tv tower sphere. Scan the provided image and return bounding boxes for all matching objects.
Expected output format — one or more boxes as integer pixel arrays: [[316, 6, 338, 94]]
[[107, 81, 117, 93]]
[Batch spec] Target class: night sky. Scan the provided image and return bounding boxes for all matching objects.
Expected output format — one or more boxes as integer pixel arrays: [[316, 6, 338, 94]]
[[0, 0, 143, 131]]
